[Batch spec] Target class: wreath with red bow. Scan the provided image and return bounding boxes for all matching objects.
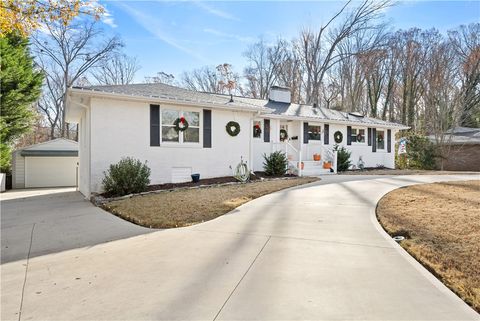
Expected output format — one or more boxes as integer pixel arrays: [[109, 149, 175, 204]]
[[253, 123, 262, 138], [174, 116, 189, 132]]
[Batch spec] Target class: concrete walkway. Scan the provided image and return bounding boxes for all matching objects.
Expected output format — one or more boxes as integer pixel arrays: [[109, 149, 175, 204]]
[[1, 175, 479, 320]]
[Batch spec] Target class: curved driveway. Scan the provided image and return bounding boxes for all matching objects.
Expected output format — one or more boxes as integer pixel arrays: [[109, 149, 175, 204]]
[[2, 175, 479, 320]]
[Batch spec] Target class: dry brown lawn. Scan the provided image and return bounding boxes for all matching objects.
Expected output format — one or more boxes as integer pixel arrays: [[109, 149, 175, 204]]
[[377, 180, 480, 312], [341, 169, 477, 175], [103, 177, 318, 229]]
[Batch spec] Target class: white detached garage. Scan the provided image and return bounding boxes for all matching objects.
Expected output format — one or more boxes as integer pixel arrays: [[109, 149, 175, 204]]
[[12, 138, 79, 189]]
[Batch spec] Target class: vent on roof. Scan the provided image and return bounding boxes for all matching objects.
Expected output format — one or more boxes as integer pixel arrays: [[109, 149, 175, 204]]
[[269, 86, 291, 104], [348, 112, 364, 118]]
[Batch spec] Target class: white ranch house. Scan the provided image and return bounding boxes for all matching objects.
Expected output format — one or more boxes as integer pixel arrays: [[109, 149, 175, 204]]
[[66, 84, 408, 197]]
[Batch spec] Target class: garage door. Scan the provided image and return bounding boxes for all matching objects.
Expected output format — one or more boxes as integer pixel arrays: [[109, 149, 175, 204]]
[[25, 157, 78, 188]]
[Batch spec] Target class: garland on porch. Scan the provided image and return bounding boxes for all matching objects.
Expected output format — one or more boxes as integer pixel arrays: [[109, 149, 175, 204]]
[[280, 129, 288, 141], [226, 121, 241, 136], [334, 131, 343, 143], [253, 123, 262, 138], [174, 117, 189, 132]]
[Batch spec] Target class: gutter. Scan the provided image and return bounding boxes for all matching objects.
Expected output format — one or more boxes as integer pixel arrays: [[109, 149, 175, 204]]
[[20, 150, 79, 157]]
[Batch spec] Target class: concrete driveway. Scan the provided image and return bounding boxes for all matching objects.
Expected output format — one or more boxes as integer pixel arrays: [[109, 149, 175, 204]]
[[1, 175, 479, 320], [1, 188, 151, 264]]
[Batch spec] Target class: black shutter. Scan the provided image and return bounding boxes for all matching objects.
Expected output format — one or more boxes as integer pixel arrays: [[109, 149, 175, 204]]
[[368, 128, 372, 146], [372, 128, 377, 152], [387, 129, 392, 153], [324, 124, 329, 145], [150, 104, 160, 146], [303, 122, 309, 144], [347, 126, 352, 145], [264, 119, 270, 142], [203, 109, 212, 148]]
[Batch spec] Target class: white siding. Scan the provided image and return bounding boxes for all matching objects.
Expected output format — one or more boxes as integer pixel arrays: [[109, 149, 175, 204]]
[[327, 124, 396, 169], [78, 107, 91, 197], [88, 98, 254, 194], [12, 151, 25, 189]]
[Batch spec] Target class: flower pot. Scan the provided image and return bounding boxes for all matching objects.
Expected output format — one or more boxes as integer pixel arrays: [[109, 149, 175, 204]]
[[297, 162, 304, 170], [191, 173, 200, 183], [323, 162, 331, 169], [313, 153, 321, 161]]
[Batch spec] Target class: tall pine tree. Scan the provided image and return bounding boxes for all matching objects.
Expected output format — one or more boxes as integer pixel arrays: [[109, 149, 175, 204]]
[[0, 34, 43, 172]]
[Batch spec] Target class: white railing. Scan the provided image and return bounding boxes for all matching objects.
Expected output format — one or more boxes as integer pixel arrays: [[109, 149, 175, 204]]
[[272, 141, 338, 175]]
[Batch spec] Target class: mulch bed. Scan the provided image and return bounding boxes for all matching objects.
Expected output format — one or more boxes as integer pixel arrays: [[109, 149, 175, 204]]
[[100, 172, 296, 198]]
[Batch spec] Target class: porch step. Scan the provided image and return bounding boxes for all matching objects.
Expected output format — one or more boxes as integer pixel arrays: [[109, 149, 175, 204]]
[[294, 160, 335, 176]]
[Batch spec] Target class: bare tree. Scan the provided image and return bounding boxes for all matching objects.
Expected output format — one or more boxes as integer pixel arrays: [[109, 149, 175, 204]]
[[298, 0, 391, 106], [449, 23, 480, 127], [243, 39, 287, 99], [181, 63, 243, 95], [32, 18, 122, 138], [144, 71, 176, 85], [91, 54, 140, 85]]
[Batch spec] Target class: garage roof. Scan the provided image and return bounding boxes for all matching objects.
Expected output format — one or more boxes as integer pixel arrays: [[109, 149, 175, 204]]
[[16, 138, 78, 157]]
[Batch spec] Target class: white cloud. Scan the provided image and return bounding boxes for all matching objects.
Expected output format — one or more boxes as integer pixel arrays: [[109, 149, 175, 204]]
[[102, 8, 117, 28], [117, 3, 207, 62], [193, 1, 240, 21], [203, 28, 255, 43]]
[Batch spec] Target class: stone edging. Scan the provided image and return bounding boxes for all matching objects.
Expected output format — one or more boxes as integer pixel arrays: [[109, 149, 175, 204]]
[[91, 176, 301, 206]]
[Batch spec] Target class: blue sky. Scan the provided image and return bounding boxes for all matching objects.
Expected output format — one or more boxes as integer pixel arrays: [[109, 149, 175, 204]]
[[100, 1, 480, 82]]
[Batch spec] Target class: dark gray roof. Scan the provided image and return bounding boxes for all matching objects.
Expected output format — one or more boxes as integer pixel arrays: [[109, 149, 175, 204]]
[[429, 127, 480, 145], [73, 83, 270, 111], [73, 83, 408, 128]]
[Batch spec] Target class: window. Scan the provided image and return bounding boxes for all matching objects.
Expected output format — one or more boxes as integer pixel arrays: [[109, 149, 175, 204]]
[[161, 109, 200, 144], [377, 130, 385, 150], [351, 128, 366, 143], [308, 125, 321, 141], [253, 120, 262, 138]]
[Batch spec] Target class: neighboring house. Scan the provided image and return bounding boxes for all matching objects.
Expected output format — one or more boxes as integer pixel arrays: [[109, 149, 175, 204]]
[[66, 84, 408, 197], [429, 127, 480, 171], [12, 138, 79, 189]]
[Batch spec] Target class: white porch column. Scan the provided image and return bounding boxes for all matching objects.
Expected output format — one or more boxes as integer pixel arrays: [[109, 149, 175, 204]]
[[298, 121, 304, 177], [249, 115, 254, 172]]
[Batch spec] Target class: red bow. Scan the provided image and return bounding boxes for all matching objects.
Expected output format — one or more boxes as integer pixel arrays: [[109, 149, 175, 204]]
[[180, 117, 185, 124]]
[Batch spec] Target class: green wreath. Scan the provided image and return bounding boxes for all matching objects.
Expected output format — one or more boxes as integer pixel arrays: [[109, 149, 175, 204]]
[[334, 131, 343, 143], [226, 121, 241, 136], [174, 117, 189, 132], [253, 124, 262, 138], [377, 134, 384, 143], [280, 129, 288, 141]]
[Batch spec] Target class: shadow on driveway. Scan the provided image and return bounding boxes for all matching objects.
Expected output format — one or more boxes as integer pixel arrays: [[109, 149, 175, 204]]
[[1, 190, 153, 264]]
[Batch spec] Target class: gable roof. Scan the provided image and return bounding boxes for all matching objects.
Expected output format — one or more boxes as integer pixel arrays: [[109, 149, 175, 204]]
[[16, 138, 78, 156], [71, 83, 408, 129]]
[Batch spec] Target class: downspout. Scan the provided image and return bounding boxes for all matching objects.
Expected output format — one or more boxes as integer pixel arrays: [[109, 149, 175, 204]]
[[299, 121, 303, 177]]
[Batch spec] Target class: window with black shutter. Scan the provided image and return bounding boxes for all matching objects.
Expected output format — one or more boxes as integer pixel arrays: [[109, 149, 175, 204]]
[[324, 124, 329, 145], [303, 122, 309, 144], [203, 110, 212, 148], [264, 119, 270, 142], [347, 126, 352, 145], [150, 104, 160, 146]]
